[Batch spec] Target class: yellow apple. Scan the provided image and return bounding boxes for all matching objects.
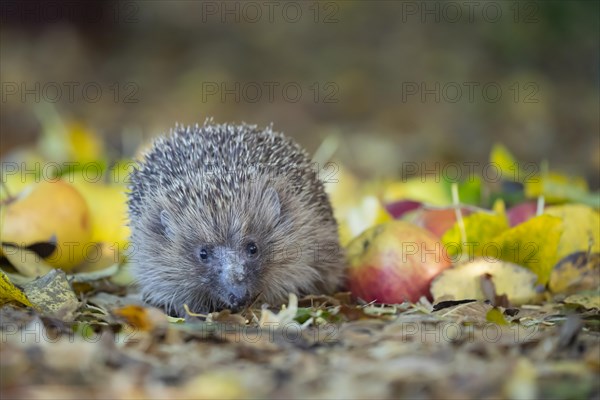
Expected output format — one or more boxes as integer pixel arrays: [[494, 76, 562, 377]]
[[1, 179, 92, 271]]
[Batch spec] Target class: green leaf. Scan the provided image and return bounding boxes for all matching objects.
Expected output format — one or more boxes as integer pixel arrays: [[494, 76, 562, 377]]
[[457, 177, 482, 206]]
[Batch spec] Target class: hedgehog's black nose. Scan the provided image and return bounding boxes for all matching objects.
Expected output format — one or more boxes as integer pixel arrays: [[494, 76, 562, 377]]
[[228, 289, 250, 308]]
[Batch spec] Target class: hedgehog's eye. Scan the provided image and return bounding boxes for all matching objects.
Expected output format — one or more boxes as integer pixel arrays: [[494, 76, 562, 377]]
[[198, 248, 209, 261], [246, 242, 258, 257]]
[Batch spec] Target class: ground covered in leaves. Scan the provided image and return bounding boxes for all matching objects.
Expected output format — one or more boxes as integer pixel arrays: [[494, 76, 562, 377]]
[[1, 109, 599, 400], [1, 287, 599, 399]]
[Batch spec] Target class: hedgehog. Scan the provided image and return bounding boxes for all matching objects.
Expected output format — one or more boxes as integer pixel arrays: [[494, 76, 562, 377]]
[[127, 121, 344, 317]]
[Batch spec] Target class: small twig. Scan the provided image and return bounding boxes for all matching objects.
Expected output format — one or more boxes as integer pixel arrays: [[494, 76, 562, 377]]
[[183, 304, 208, 319], [451, 183, 467, 245], [246, 291, 263, 311], [536, 195, 545, 216]]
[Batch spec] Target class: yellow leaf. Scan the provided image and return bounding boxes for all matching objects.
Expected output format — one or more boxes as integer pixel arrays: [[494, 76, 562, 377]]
[[492, 214, 562, 284], [323, 163, 372, 246], [492, 198, 507, 215], [431, 259, 538, 305], [67, 122, 104, 163], [0, 151, 46, 202], [544, 204, 600, 260], [490, 143, 521, 182], [549, 252, 599, 294], [36, 110, 103, 164], [382, 177, 451, 206], [323, 163, 360, 214], [525, 172, 596, 206], [564, 292, 600, 310], [166, 315, 186, 324], [486, 307, 509, 325], [0, 271, 33, 307], [69, 180, 130, 252], [339, 196, 392, 246], [442, 212, 509, 258]]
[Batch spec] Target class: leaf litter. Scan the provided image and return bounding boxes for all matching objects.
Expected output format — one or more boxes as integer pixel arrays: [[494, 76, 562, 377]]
[[1, 127, 599, 398], [1, 285, 598, 399]]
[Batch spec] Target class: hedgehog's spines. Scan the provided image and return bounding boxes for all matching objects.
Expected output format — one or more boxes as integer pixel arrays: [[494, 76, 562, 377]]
[[127, 122, 343, 316]]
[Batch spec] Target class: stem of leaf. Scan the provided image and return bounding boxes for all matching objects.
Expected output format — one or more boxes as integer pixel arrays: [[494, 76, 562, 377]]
[[451, 183, 467, 245], [536, 195, 545, 216]]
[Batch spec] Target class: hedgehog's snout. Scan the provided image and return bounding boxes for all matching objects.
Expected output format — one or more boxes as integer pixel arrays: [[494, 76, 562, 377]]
[[215, 249, 251, 308], [225, 284, 250, 309]]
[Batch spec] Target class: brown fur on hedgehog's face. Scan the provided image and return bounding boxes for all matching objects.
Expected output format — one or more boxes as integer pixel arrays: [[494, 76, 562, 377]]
[[156, 181, 285, 312], [163, 221, 271, 310], [132, 168, 342, 318], [178, 237, 264, 310]]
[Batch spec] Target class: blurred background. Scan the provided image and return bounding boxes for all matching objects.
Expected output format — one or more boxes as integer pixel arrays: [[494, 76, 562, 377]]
[[1, 0, 598, 186]]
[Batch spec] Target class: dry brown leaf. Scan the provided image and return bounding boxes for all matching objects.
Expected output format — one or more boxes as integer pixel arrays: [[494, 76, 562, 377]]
[[112, 304, 168, 331], [22, 269, 79, 321]]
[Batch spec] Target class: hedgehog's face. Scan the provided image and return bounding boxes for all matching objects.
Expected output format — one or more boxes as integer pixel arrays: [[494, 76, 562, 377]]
[[159, 184, 283, 311], [190, 239, 265, 309]]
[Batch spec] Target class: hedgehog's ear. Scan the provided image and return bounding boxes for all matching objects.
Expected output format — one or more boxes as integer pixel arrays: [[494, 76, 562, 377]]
[[264, 187, 281, 221], [160, 209, 176, 240]]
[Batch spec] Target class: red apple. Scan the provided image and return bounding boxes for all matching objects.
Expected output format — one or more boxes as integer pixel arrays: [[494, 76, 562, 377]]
[[384, 200, 422, 219], [345, 220, 452, 304], [507, 201, 538, 227], [407, 207, 472, 238]]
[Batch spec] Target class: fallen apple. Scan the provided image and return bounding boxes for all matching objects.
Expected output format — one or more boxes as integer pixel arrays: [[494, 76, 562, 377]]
[[384, 200, 422, 219], [506, 201, 538, 227], [345, 220, 452, 304], [1, 179, 92, 271], [407, 206, 472, 238]]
